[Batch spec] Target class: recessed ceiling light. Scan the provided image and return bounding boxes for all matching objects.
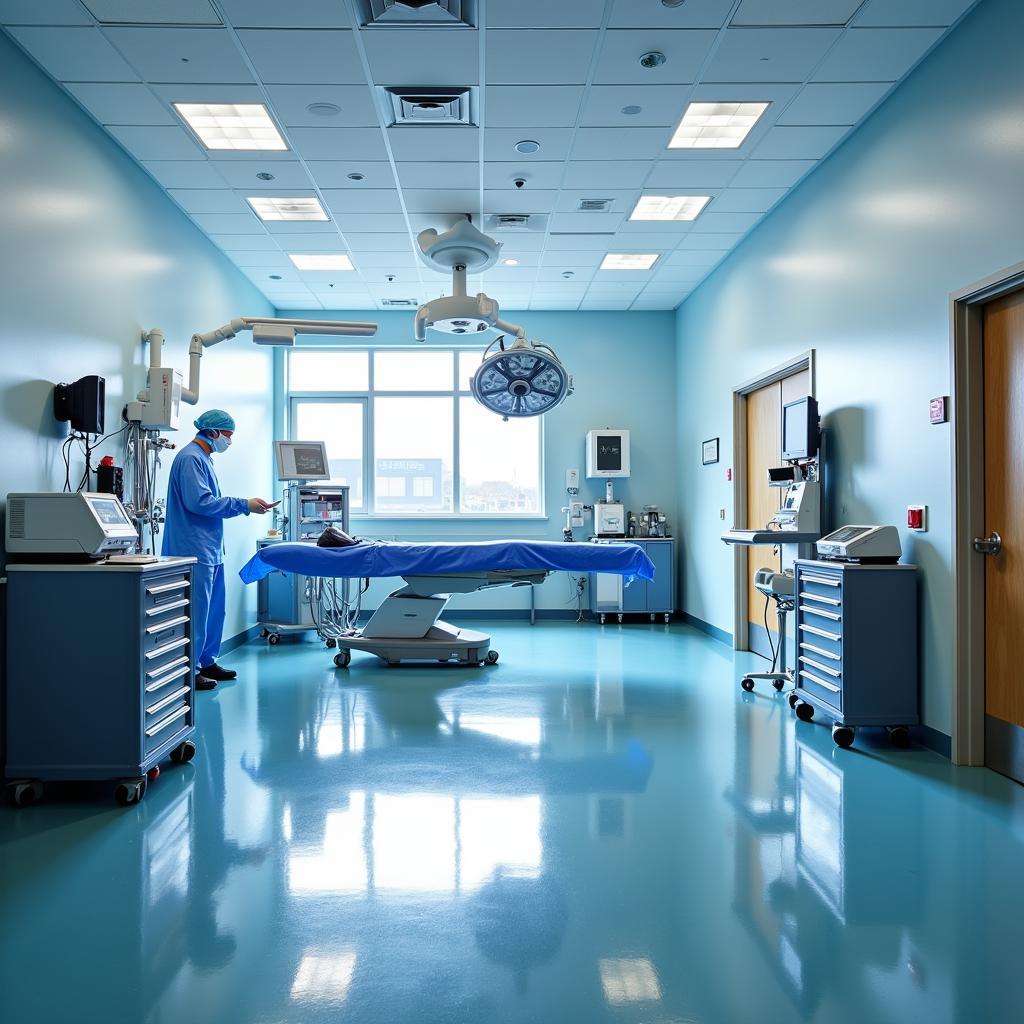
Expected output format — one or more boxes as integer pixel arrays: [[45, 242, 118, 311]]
[[639, 51, 666, 69], [600, 253, 659, 271], [173, 103, 287, 152], [515, 139, 540, 154], [630, 195, 711, 221], [347, 172, 365, 181], [621, 105, 642, 116], [306, 102, 341, 117], [246, 196, 328, 221], [256, 171, 275, 181], [668, 101, 769, 149], [268, 274, 282, 280], [661, 0, 687, 7], [502, 258, 520, 266], [289, 254, 354, 271]]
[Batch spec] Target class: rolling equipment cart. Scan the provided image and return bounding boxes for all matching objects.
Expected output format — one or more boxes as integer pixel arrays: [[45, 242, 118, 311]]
[[590, 538, 675, 623]]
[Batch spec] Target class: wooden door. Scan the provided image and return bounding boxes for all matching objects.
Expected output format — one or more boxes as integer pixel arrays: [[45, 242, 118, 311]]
[[745, 369, 810, 657], [983, 289, 1024, 782]]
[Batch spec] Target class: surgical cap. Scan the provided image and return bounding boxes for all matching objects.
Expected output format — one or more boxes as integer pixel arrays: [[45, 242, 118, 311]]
[[194, 409, 236, 432]]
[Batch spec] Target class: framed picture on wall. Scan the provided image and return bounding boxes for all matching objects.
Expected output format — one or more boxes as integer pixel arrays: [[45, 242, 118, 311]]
[[702, 437, 720, 465]]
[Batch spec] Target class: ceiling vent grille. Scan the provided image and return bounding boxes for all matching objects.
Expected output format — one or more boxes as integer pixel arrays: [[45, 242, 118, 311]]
[[484, 213, 549, 233], [381, 87, 476, 127], [381, 298, 419, 307], [577, 199, 613, 212], [361, 0, 475, 27]]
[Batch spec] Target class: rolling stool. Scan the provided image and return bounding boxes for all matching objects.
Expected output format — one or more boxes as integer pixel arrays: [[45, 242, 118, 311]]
[[740, 568, 797, 696]]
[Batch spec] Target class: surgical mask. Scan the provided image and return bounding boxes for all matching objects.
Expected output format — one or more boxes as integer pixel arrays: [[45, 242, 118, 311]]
[[210, 433, 232, 454]]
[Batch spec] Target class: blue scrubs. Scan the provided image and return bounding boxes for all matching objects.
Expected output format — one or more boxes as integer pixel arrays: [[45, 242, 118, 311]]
[[162, 438, 248, 671]]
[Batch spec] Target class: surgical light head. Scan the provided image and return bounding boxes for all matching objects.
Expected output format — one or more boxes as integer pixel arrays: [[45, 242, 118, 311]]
[[471, 337, 573, 420]]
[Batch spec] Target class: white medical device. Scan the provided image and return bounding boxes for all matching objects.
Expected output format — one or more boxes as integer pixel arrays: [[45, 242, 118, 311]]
[[816, 525, 902, 563], [275, 440, 331, 482], [5, 492, 139, 559], [587, 430, 630, 478]]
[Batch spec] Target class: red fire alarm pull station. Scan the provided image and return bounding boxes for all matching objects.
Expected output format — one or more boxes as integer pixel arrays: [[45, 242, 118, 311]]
[[727, 468, 732, 482], [907, 505, 927, 531], [929, 397, 948, 424]]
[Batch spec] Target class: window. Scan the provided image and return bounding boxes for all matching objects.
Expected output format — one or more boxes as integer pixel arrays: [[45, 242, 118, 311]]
[[286, 348, 543, 517]]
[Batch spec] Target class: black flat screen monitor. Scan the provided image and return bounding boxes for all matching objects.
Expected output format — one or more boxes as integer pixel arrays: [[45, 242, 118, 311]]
[[782, 396, 820, 462]]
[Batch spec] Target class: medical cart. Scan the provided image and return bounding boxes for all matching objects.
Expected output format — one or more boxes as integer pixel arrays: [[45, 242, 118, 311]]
[[789, 559, 919, 749], [256, 484, 349, 645], [4, 557, 197, 806], [590, 537, 675, 623]]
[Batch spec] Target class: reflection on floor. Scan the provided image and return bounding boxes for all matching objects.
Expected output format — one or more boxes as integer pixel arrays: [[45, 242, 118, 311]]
[[3, 622, 1024, 1023]]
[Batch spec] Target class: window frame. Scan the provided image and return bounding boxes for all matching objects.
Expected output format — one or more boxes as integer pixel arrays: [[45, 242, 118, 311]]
[[284, 346, 546, 521]]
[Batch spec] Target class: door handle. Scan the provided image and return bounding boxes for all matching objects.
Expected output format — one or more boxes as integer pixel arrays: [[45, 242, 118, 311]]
[[973, 531, 1002, 556]]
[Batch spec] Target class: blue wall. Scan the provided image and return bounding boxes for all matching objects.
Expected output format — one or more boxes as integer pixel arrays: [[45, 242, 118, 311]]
[[276, 309, 678, 612], [673, 0, 1022, 738], [0, 33, 274, 642]]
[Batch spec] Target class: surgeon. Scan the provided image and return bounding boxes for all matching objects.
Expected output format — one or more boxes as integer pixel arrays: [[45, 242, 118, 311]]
[[162, 409, 276, 690]]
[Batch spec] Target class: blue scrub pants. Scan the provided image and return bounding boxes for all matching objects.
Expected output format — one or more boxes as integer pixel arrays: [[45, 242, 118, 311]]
[[192, 562, 226, 672]]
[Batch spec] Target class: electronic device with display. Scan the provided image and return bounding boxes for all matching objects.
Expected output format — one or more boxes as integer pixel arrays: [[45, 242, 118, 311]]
[[816, 525, 902, 564], [5, 492, 139, 559], [275, 440, 331, 482]]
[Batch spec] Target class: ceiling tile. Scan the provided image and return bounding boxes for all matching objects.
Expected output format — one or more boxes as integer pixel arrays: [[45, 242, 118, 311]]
[[646, 160, 742, 187], [710, 187, 787, 212], [484, 128, 572, 162], [703, 27, 842, 82], [483, 162, 566, 190], [487, 30, 599, 85], [549, 212, 626, 232], [307, 161, 396, 188], [353, 251, 416, 268], [263, 217, 340, 234], [562, 161, 655, 189], [402, 188, 480, 214], [265, 84, 377, 128], [217, 0, 350, 28], [168, 188, 248, 214], [211, 159, 314, 188], [554, 189, 638, 213], [64, 82, 177, 125], [80, 0, 221, 24], [141, 159, 228, 187], [363, 28, 479, 85], [0, 1, 93, 25], [485, 86, 585, 128], [237, 29, 365, 84], [267, 232, 345, 250], [676, 232, 743, 249], [730, 159, 815, 187], [226, 251, 293, 267], [207, 232, 279, 250], [580, 84, 689, 127], [107, 124, 204, 159], [103, 27, 255, 84], [7, 26, 141, 81], [778, 82, 892, 125], [689, 210, 762, 233], [483, 190, 557, 214], [546, 233, 621, 251], [388, 126, 480, 162], [631, 296, 680, 309], [752, 124, 849, 159], [147, 83, 267, 108], [397, 162, 478, 189], [334, 213, 409, 232], [664, 249, 728, 266], [608, 231, 686, 248], [594, 29, 718, 85], [812, 27, 945, 82], [731, 0, 863, 25], [487, 0, 604, 27], [580, 297, 636, 309], [321, 189, 403, 214], [854, 0, 978, 28], [609, 0, 734, 29], [539, 251, 606, 268], [571, 127, 669, 161], [287, 127, 389, 160], [192, 211, 265, 234], [242, 265, 303, 285], [344, 233, 414, 252]]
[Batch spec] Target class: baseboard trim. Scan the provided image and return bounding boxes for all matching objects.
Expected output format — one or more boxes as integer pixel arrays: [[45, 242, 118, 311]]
[[914, 724, 952, 760], [680, 612, 732, 648], [222, 625, 262, 654]]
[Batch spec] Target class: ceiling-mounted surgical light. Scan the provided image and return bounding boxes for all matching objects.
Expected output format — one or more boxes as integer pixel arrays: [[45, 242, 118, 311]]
[[471, 336, 573, 421]]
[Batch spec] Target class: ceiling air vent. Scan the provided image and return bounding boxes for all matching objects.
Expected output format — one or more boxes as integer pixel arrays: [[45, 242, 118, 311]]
[[360, 0, 475, 27], [578, 199, 613, 212], [484, 213, 550, 233], [381, 298, 419, 307], [381, 87, 476, 127]]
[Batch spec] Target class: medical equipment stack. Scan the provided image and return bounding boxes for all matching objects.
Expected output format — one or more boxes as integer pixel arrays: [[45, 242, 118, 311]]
[[4, 492, 197, 807]]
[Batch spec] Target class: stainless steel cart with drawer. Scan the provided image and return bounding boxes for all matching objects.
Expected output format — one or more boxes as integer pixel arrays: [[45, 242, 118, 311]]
[[4, 557, 198, 806], [789, 559, 919, 749]]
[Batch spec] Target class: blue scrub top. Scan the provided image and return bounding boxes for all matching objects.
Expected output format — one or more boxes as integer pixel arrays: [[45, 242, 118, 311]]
[[161, 438, 248, 565]]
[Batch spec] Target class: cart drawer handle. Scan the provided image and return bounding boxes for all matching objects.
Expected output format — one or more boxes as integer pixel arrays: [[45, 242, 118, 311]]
[[147, 579, 190, 595], [800, 575, 840, 588], [798, 591, 841, 606], [145, 636, 190, 660], [146, 685, 191, 716], [799, 654, 841, 678], [146, 615, 190, 635], [799, 641, 840, 662], [146, 654, 189, 679], [145, 665, 191, 693], [145, 703, 190, 737], [799, 622, 841, 642], [145, 598, 189, 617], [800, 669, 840, 693], [799, 604, 841, 622]]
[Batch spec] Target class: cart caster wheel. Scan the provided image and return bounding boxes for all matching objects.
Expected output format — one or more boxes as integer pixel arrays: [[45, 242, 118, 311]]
[[170, 740, 196, 764], [8, 781, 43, 808], [617, 614, 624, 623], [260, 628, 270, 639], [888, 725, 910, 749], [795, 700, 815, 722], [325, 638, 337, 649], [788, 692, 800, 710], [115, 777, 147, 806], [267, 633, 280, 646], [334, 650, 351, 669], [148, 765, 161, 782], [832, 725, 855, 749], [599, 614, 606, 624], [664, 614, 671, 624], [650, 613, 656, 623], [772, 678, 785, 691], [486, 650, 499, 665], [740, 677, 755, 692]]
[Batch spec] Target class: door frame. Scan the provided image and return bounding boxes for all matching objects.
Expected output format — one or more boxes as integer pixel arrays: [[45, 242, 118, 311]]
[[950, 260, 1024, 766], [731, 350, 817, 651]]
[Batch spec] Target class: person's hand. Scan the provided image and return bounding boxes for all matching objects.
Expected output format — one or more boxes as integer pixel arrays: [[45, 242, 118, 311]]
[[248, 498, 275, 514]]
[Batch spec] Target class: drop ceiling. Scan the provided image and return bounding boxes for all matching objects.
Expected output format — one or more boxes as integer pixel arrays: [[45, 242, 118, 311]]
[[1, 0, 979, 312]]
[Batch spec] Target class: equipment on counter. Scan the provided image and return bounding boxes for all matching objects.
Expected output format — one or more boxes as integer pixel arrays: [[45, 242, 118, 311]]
[[720, 479, 822, 547], [594, 498, 626, 538], [5, 492, 139, 560], [96, 455, 124, 502], [586, 429, 630, 478], [637, 505, 669, 538], [274, 439, 331, 481], [53, 375, 105, 435], [816, 525, 902, 564]]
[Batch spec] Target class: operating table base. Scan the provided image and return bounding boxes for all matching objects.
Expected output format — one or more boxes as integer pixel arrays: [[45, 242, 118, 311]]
[[338, 621, 496, 667]]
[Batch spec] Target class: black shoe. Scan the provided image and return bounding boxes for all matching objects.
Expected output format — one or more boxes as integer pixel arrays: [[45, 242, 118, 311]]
[[200, 662, 237, 681], [195, 673, 217, 691]]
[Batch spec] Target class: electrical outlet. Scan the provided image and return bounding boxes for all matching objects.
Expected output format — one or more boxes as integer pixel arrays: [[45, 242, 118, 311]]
[[720, 509, 726, 520]]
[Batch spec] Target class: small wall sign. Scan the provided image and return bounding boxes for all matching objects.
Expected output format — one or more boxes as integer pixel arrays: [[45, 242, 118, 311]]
[[929, 396, 949, 424], [702, 437, 720, 465]]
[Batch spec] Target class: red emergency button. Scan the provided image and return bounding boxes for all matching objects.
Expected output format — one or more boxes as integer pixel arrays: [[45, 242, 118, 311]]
[[907, 506, 926, 531]]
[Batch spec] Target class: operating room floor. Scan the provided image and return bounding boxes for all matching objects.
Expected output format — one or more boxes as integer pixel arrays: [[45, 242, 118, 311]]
[[2, 622, 1024, 1024]]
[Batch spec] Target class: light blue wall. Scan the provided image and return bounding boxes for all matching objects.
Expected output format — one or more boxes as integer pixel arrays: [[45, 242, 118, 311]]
[[673, 0, 1021, 737], [0, 33, 274, 642], [276, 309, 678, 611]]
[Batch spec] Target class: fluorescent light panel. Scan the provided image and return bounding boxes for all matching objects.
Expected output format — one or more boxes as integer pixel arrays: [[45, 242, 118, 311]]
[[247, 196, 328, 221], [600, 253, 659, 271], [630, 195, 711, 221], [669, 101, 769, 150], [289, 254, 354, 270], [174, 103, 287, 151]]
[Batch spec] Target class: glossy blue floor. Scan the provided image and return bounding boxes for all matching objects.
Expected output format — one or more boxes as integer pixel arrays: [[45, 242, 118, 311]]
[[3, 622, 1024, 1023]]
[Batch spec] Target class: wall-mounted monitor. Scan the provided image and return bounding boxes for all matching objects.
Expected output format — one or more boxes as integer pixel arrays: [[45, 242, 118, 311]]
[[782, 397, 820, 462], [275, 440, 330, 481]]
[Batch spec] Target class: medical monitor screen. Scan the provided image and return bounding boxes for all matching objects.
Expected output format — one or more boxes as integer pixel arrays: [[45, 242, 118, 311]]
[[89, 498, 129, 526], [276, 440, 330, 481], [782, 396, 819, 462], [596, 435, 623, 473]]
